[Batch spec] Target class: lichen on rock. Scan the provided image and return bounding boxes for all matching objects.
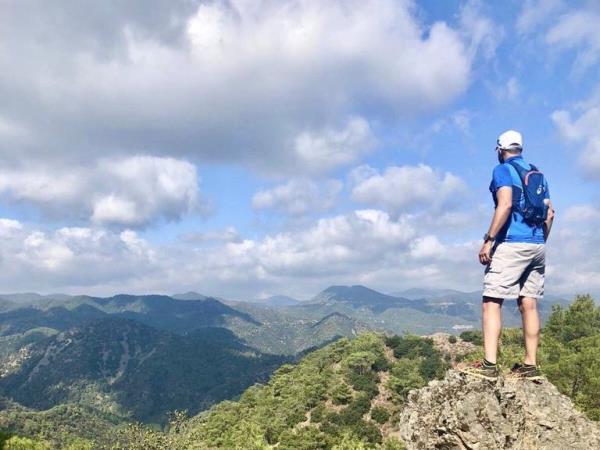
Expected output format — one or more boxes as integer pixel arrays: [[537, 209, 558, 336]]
[[398, 370, 600, 450]]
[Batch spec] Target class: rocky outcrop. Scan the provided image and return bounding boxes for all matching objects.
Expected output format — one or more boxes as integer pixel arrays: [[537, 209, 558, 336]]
[[427, 333, 476, 364], [399, 370, 600, 450]]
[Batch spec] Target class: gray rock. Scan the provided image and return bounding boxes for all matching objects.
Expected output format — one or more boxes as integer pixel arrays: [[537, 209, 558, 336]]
[[398, 370, 600, 449]]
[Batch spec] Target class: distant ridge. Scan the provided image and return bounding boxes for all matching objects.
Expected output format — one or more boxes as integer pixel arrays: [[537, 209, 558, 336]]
[[390, 288, 481, 301], [247, 295, 301, 307], [0, 293, 73, 303], [172, 291, 209, 301]]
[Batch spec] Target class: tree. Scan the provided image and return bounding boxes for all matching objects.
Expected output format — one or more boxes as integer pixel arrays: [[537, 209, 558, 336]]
[[370, 406, 390, 424], [331, 382, 353, 405], [545, 295, 600, 343]]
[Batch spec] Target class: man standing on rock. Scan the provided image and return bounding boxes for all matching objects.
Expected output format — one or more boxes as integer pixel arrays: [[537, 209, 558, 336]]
[[460, 130, 555, 380]]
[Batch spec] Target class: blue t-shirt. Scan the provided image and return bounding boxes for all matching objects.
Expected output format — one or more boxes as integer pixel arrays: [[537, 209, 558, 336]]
[[489, 155, 550, 244]]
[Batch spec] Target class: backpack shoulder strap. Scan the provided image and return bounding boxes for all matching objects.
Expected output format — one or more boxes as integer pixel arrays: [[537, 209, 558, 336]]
[[505, 159, 527, 181]]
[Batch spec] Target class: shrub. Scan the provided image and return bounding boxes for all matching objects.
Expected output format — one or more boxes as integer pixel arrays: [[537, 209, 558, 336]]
[[351, 419, 382, 444], [338, 394, 371, 426], [346, 371, 379, 398], [331, 383, 353, 405], [3, 436, 51, 450], [420, 354, 446, 380], [381, 437, 407, 449], [448, 335, 457, 344], [372, 355, 390, 372], [278, 426, 328, 450], [311, 404, 326, 423], [370, 406, 390, 424], [459, 330, 483, 346]]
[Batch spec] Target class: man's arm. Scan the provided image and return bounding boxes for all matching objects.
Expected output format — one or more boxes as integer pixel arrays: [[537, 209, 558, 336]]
[[543, 200, 555, 241], [486, 187, 512, 238], [479, 187, 512, 265]]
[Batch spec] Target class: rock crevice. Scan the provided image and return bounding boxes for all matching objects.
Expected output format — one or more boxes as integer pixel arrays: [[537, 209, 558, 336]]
[[399, 370, 600, 450]]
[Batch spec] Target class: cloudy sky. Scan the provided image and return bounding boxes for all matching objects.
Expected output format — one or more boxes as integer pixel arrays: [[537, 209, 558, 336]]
[[0, 0, 599, 300]]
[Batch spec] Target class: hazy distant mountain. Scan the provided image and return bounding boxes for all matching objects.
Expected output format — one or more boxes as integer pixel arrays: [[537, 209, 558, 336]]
[[390, 288, 482, 301], [391, 288, 573, 306], [0, 298, 17, 313], [218, 299, 369, 355], [171, 291, 209, 301], [0, 317, 288, 424], [0, 303, 108, 337], [0, 288, 577, 361], [0, 293, 73, 304], [89, 294, 262, 332], [289, 285, 574, 335], [0, 292, 369, 359], [307, 285, 426, 312], [247, 295, 301, 307], [288, 285, 475, 334]]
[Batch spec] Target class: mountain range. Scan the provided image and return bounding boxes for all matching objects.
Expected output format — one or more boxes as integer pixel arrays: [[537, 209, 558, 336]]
[[0, 285, 576, 429], [0, 318, 287, 424]]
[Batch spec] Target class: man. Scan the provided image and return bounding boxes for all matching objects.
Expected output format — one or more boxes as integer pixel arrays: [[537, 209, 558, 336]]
[[460, 130, 555, 380]]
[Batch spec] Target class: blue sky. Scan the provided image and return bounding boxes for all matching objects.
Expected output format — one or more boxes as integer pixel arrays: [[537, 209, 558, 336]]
[[0, 0, 599, 299]]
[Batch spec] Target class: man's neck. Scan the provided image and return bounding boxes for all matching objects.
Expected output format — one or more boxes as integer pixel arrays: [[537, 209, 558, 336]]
[[503, 153, 522, 162]]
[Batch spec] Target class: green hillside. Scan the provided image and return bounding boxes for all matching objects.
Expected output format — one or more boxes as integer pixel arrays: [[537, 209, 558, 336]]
[[0, 318, 289, 425], [0, 293, 367, 357], [103, 295, 600, 450], [0, 397, 120, 448], [107, 331, 453, 449], [1, 294, 598, 449]]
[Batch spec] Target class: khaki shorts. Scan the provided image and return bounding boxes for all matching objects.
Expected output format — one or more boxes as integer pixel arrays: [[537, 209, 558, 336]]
[[483, 242, 545, 299]]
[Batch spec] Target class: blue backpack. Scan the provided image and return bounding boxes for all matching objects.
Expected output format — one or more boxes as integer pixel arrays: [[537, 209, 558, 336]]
[[506, 160, 548, 225]]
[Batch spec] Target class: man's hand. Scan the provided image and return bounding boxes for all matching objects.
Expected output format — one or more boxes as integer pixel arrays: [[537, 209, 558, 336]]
[[479, 241, 493, 265]]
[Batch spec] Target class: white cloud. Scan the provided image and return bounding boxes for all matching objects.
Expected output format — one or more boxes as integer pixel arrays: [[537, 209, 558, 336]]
[[180, 227, 242, 244], [563, 204, 600, 223], [545, 204, 600, 295], [459, 0, 501, 60], [0, 210, 415, 295], [429, 109, 473, 135], [499, 77, 520, 101], [252, 178, 342, 216], [1, 204, 598, 300], [0, 156, 204, 227], [293, 118, 374, 173], [517, 0, 564, 34], [410, 235, 445, 260], [0, 218, 23, 236], [0, 0, 489, 175], [350, 164, 467, 215], [552, 102, 600, 178], [546, 9, 600, 72], [0, 222, 157, 291]]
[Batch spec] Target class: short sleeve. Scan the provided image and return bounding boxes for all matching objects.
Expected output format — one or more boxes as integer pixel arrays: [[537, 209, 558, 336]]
[[491, 164, 512, 192]]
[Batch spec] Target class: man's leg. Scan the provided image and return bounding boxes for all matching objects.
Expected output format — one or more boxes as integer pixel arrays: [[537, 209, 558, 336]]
[[518, 296, 540, 365], [482, 297, 504, 364]]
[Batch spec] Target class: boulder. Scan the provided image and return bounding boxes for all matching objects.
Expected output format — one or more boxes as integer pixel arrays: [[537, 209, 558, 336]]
[[399, 370, 600, 449]]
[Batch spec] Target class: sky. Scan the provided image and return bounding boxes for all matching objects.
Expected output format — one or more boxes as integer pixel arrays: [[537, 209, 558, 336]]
[[0, 0, 599, 300]]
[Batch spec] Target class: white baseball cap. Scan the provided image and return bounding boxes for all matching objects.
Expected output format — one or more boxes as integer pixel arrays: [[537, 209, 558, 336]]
[[497, 130, 523, 150]]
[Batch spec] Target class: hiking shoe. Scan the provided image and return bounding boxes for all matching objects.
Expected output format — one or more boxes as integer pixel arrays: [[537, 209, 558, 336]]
[[457, 360, 499, 380], [510, 363, 543, 380]]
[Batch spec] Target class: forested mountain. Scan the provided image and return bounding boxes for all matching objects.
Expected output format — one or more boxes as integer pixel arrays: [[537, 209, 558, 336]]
[[0, 289, 595, 449], [0, 318, 288, 425], [247, 295, 302, 307], [0, 292, 365, 357], [72, 296, 600, 450], [287, 285, 572, 334], [1, 295, 600, 449]]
